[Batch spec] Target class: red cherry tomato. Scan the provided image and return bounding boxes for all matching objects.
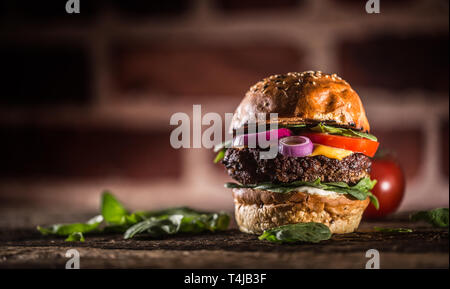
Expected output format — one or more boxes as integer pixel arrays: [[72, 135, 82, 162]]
[[300, 133, 380, 157], [363, 158, 405, 219]]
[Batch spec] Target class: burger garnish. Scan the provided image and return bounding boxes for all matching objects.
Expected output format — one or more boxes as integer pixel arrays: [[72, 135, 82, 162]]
[[232, 128, 292, 147], [225, 177, 378, 207], [213, 122, 379, 163], [278, 136, 313, 157], [216, 71, 380, 235], [307, 123, 377, 141]]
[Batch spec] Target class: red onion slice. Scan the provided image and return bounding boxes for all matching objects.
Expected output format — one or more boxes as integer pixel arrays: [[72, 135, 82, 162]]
[[233, 128, 292, 148], [278, 136, 313, 157]]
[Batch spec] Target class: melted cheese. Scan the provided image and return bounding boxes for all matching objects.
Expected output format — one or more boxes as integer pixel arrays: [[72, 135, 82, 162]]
[[309, 144, 353, 160]]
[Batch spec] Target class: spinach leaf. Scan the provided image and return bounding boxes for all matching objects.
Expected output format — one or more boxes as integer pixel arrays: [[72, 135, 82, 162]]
[[65, 232, 85, 242], [136, 207, 209, 218], [37, 215, 103, 236], [367, 192, 380, 210], [37, 193, 230, 241], [374, 227, 412, 233], [213, 139, 232, 152], [101, 191, 130, 225], [410, 208, 449, 228], [124, 215, 183, 239], [124, 208, 230, 239], [280, 123, 308, 128], [100, 213, 147, 233], [258, 222, 332, 243], [310, 123, 378, 141], [213, 150, 225, 164], [225, 177, 378, 207], [213, 140, 232, 163], [224, 182, 246, 189], [351, 130, 378, 141]]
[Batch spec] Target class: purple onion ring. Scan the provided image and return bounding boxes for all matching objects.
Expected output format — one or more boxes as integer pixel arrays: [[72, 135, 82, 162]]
[[233, 128, 292, 148], [278, 136, 313, 157]]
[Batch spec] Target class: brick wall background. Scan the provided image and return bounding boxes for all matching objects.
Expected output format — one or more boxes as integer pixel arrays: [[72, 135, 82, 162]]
[[0, 0, 448, 214]]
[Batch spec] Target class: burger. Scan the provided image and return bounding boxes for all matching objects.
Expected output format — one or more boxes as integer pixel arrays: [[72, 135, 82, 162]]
[[214, 71, 380, 234]]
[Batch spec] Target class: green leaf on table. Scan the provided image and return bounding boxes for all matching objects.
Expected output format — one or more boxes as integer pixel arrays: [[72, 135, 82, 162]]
[[374, 227, 413, 233], [37, 215, 103, 236], [65, 232, 85, 242], [37, 192, 230, 241], [124, 208, 230, 239], [410, 208, 449, 228], [124, 215, 183, 239], [258, 222, 332, 243], [101, 191, 130, 225]]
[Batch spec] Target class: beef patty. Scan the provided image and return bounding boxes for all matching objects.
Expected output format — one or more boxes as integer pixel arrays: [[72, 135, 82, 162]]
[[222, 148, 371, 185]]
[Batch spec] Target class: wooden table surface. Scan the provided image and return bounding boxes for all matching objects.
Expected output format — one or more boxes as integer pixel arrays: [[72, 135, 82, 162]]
[[0, 210, 447, 269]]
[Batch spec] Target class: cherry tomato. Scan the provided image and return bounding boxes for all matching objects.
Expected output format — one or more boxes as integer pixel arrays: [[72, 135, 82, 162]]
[[300, 132, 380, 157], [363, 158, 405, 219]]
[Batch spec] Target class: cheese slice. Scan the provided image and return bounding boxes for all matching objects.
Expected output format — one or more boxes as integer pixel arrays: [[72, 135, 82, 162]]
[[310, 144, 353, 160]]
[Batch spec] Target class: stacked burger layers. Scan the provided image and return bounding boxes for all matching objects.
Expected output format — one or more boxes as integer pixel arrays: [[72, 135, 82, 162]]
[[215, 71, 379, 234]]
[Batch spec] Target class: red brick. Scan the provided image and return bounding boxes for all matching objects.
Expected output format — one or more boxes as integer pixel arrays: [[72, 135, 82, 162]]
[[370, 128, 424, 180], [338, 34, 449, 93], [112, 44, 303, 100], [0, 126, 182, 180], [1, 45, 91, 106], [215, 0, 303, 12], [441, 120, 449, 178]]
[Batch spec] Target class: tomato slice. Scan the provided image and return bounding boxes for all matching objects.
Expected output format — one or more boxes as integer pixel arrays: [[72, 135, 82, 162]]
[[300, 132, 379, 157]]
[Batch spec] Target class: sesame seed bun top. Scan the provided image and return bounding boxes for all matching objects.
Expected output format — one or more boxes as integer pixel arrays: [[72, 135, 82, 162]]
[[230, 71, 371, 133]]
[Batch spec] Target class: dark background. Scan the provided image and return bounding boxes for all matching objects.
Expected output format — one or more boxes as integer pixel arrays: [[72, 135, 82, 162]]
[[0, 0, 448, 213]]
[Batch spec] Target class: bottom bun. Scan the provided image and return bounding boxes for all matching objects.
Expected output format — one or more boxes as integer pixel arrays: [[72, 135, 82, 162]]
[[232, 188, 370, 234]]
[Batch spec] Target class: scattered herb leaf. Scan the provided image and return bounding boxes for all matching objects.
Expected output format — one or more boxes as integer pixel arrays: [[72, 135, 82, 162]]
[[124, 208, 230, 239], [37, 193, 230, 242], [101, 191, 130, 225], [410, 208, 449, 228], [258, 222, 332, 243], [37, 215, 103, 236], [374, 227, 413, 233], [65, 232, 85, 242]]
